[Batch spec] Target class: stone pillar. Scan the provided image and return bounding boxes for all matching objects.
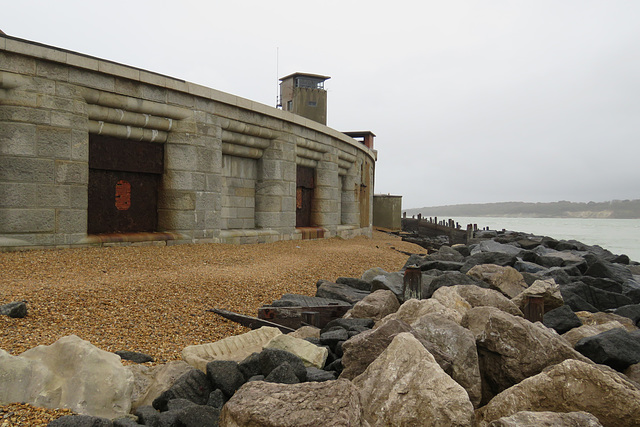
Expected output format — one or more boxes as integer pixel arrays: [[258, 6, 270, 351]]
[[255, 137, 296, 236], [312, 153, 340, 235], [159, 110, 221, 243], [340, 170, 359, 226], [0, 64, 89, 249]]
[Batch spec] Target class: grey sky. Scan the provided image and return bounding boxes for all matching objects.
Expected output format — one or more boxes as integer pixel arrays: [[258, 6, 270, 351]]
[[3, 0, 639, 209]]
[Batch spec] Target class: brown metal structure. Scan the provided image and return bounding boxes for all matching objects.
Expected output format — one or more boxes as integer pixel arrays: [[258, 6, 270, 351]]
[[296, 165, 314, 227], [88, 135, 163, 234]]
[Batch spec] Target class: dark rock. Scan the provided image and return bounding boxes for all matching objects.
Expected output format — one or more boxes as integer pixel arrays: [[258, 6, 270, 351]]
[[321, 317, 374, 333], [622, 279, 640, 303], [334, 340, 345, 358], [271, 293, 350, 308], [540, 236, 559, 249], [543, 305, 583, 334], [316, 280, 370, 304], [247, 375, 265, 382], [264, 362, 300, 384], [514, 260, 549, 275], [423, 272, 484, 299], [580, 276, 624, 294], [542, 268, 572, 285], [370, 274, 404, 301], [585, 260, 634, 284], [560, 290, 599, 313], [614, 304, 640, 325], [167, 398, 197, 411], [0, 301, 27, 318], [555, 241, 580, 251], [575, 328, 640, 371], [323, 358, 342, 373], [460, 252, 517, 274], [520, 271, 542, 286], [206, 360, 245, 398], [115, 350, 154, 364], [560, 282, 633, 311], [401, 254, 426, 270], [536, 255, 565, 269], [454, 245, 471, 257], [306, 367, 337, 382], [152, 369, 213, 410], [319, 328, 349, 349], [238, 352, 261, 380], [134, 405, 161, 424], [176, 405, 220, 427], [336, 277, 372, 291], [516, 238, 542, 250], [112, 418, 139, 427], [304, 337, 320, 346], [47, 415, 113, 427], [418, 260, 464, 272], [612, 254, 631, 265], [206, 389, 227, 409], [258, 348, 306, 381]]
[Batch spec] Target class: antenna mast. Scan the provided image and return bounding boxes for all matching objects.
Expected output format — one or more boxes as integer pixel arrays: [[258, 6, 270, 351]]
[[276, 47, 281, 108]]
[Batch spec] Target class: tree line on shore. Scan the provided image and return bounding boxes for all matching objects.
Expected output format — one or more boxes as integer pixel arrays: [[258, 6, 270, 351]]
[[405, 199, 640, 219]]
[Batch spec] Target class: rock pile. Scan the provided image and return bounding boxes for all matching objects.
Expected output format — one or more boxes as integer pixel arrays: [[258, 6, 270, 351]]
[[3, 230, 640, 426]]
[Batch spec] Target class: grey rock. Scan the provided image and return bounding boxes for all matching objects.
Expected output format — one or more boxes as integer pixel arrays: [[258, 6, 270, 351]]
[[258, 348, 306, 381], [237, 352, 261, 380], [205, 360, 245, 398], [370, 273, 404, 301], [543, 305, 583, 334], [176, 405, 220, 427], [0, 301, 27, 318], [305, 366, 337, 382], [152, 369, 212, 410], [167, 398, 197, 411], [47, 415, 113, 427], [315, 280, 370, 304], [321, 317, 374, 333], [264, 361, 300, 384], [488, 411, 603, 426], [336, 277, 372, 291], [575, 328, 640, 371], [560, 281, 633, 311], [614, 304, 640, 325], [206, 389, 227, 409], [115, 350, 153, 364], [423, 271, 484, 298], [344, 289, 400, 322]]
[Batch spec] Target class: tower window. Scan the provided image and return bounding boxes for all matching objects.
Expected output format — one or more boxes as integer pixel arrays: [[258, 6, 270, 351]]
[[308, 101, 317, 107]]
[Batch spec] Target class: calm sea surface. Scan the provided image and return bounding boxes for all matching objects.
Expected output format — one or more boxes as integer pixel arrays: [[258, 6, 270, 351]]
[[444, 217, 640, 263]]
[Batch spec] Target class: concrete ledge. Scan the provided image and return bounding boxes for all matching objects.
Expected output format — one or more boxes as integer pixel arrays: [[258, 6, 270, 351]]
[[80, 232, 187, 245]]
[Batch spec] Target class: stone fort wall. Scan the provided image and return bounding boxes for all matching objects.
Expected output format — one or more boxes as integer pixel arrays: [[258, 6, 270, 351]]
[[0, 34, 375, 250]]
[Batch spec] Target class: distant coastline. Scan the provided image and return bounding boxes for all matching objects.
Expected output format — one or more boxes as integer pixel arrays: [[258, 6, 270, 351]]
[[404, 200, 640, 219]]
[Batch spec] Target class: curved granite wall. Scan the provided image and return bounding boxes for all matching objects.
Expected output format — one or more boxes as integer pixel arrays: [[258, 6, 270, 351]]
[[0, 35, 375, 250]]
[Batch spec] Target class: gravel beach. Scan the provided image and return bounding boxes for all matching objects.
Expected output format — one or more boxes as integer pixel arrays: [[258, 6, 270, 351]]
[[0, 231, 423, 426]]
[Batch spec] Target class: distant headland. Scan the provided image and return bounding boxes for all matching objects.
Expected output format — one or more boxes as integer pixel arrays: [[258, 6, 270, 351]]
[[404, 200, 640, 219]]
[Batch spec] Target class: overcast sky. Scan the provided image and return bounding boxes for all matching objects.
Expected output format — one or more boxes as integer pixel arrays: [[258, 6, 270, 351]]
[[3, 1, 639, 209]]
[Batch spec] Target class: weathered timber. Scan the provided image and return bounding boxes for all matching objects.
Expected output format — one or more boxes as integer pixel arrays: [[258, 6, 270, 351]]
[[258, 304, 351, 329], [207, 308, 296, 334]]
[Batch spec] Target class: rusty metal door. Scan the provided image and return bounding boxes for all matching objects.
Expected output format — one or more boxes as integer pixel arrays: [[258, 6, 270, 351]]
[[88, 135, 163, 234], [296, 166, 314, 227]]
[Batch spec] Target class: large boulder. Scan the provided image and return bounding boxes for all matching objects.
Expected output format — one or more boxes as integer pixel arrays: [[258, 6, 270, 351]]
[[614, 304, 640, 326], [434, 285, 523, 317], [411, 314, 482, 408], [423, 272, 483, 298], [344, 289, 400, 322], [353, 332, 474, 427], [575, 328, 640, 371], [0, 335, 134, 419], [460, 252, 517, 274], [470, 240, 523, 257], [425, 245, 466, 262], [466, 265, 528, 298], [219, 379, 364, 426], [560, 281, 633, 311], [264, 334, 328, 368], [575, 311, 638, 331], [316, 280, 370, 304], [511, 279, 564, 313], [152, 369, 212, 410], [488, 411, 603, 426], [181, 326, 282, 371], [542, 305, 583, 334], [376, 298, 464, 327], [475, 359, 640, 427], [585, 259, 634, 284], [462, 306, 590, 404], [340, 319, 413, 380], [127, 361, 194, 410], [562, 321, 629, 347]]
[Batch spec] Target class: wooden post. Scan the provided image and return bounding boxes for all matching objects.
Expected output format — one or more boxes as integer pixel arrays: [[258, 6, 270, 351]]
[[523, 295, 545, 323], [403, 265, 422, 301]]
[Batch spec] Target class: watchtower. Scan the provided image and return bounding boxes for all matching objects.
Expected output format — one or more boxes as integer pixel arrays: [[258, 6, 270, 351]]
[[278, 72, 330, 125]]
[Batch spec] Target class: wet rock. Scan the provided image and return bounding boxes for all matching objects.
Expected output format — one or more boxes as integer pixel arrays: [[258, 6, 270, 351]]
[[220, 379, 363, 426], [353, 332, 474, 427], [476, 359, 640, 427]]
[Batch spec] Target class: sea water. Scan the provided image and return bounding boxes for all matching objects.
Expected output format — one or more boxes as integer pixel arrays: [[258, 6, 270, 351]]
[[445, 217, 640, 263]]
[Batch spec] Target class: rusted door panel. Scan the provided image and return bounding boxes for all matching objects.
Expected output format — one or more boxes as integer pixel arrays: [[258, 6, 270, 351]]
[[89, 135, 163, 174], [296, 166, 314, 227], [88, 169, 159, 234]]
